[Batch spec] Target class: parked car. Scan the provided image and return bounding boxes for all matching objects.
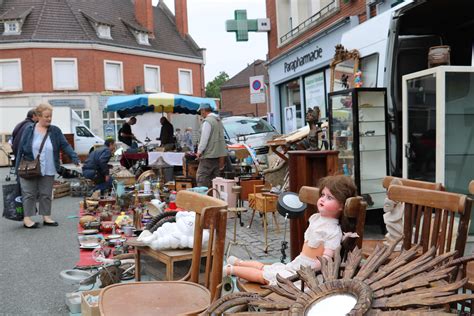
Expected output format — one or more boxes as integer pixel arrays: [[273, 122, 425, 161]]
[[222, 116, 279, 155]]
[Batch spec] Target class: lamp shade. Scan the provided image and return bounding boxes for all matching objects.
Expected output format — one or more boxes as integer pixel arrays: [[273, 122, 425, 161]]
[[277, 192, 307, 219]]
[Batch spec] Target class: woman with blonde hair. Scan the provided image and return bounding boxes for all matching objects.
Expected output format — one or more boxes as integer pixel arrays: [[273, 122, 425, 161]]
[[16, 103, 80, 228]]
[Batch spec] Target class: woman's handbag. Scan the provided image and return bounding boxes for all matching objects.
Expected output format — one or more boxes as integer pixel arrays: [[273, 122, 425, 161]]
[[18, 128, 49, 179]]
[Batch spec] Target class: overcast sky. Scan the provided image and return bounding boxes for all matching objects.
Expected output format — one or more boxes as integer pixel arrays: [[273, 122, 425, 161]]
[[156, 0, 268, 83]]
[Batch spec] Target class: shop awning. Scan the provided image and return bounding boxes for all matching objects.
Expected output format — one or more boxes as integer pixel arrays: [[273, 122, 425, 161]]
[[105, 93, 217, 117]]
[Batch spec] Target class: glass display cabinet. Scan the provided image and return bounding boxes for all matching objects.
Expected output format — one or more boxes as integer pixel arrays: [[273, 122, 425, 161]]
[[328, 88, 388, 209], [402, 66, 474, 195]]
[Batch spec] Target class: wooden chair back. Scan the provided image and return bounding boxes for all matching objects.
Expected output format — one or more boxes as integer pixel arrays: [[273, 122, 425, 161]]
[[175, 190, 228, 301], [382, 176, 444, 191], [387, 185, 472, 258], [299, 186, 367, 250]]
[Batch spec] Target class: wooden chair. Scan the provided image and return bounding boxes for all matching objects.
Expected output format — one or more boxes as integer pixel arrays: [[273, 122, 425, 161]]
[[247, 183, 281, 253], [458, 180, 474, 314], [382, 175, 444, 191], [237, 186, 367, 295], [361, 176, 444, 257], [387, 185, 472, 258], [100, 191, 228, 315]]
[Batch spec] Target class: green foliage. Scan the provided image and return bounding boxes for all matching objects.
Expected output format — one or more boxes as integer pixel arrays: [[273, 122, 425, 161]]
[[205, 71, 230, 99]]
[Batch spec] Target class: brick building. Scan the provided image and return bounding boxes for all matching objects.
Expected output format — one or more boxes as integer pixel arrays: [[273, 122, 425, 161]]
[[220, 60, 268, 117], [0, 0, 205, 139], [265, 0, 393, 133]]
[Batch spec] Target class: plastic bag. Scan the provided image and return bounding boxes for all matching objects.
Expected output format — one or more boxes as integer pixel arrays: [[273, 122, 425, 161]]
[[2, 182, 24, 221]]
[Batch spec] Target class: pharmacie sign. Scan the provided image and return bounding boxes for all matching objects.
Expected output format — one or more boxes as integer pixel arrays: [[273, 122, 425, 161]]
[[284, 46, 323, 73]]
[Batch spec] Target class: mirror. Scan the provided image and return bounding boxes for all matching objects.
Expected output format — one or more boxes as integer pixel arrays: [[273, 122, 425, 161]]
[[330, 44, 360, 92], [306, 294, 357, 316]]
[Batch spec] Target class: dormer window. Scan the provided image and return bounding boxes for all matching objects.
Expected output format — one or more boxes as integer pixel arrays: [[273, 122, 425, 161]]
[[136, 32, 150, 45], [122, 19, 152, 46], [97, 24, 111, 39], [81, 11, 114, 40], [5, 21, 19, 34], [0, 7, 33, 36]]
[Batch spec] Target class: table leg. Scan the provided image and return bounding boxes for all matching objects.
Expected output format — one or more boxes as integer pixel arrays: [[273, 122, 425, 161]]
[[135, 250, 141, 281], [263, 211, 268, 254], [166, 262, 173, 281]]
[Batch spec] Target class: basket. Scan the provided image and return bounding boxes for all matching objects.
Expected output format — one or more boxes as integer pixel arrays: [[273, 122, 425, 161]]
[[114, 176, 135, 186]]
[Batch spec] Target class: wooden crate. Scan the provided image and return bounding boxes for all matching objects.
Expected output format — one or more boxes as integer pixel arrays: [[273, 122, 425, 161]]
[[175, 176, 194, 191], [53, 182, 71, 199]]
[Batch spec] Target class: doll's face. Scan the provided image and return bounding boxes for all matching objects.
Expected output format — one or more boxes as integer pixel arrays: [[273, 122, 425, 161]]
[[318, 187, 343, 218]]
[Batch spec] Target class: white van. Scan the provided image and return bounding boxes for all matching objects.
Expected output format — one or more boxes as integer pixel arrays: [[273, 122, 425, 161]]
[[54, 108, 104, 155], [341, 0, 474, 176]]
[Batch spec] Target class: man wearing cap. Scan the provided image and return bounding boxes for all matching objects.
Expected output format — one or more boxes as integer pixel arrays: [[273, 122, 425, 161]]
[[196, 103, 228, 188]]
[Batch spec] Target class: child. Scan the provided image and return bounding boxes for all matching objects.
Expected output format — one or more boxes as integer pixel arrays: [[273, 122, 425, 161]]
[[224, 175, 357, 285]]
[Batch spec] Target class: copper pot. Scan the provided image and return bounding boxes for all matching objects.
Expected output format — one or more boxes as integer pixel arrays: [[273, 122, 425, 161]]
[[100, 221, 115, 233]]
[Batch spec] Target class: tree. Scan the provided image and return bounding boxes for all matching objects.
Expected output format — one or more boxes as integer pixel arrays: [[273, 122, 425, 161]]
[[205, 71, 229, 98]]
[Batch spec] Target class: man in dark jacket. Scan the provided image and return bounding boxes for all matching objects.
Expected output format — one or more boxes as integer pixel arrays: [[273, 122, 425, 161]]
[[118, 117, 138, 147], [82, 139, 116, 193], [158, 116, 175, 151], [11, 109, 37, 155]]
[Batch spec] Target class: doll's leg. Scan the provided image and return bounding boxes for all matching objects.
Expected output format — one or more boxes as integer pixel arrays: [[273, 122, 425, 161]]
[[228, 256, 265, 269], [235, 260, 265, 270], [226, 265, 268, 284]]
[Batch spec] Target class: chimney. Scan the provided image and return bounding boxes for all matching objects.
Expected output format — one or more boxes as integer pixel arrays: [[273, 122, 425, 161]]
[[134, 0, 154, 37], [174, 0, 188, 38]]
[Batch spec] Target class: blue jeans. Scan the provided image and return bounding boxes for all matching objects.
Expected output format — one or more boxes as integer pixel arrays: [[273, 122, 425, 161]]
[[94, 176, 113, 194], [83, 170, 113, 194]]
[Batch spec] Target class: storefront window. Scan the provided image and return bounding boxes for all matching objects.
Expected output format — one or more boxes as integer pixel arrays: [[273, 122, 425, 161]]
[[102, 111, 125, 140], [304, 71, 327, 118], [360, 54, 379, 88], [280, 79, 302, 133]]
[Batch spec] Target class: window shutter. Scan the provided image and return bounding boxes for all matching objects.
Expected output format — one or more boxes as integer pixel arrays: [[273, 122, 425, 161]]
[[179, 70, 192, 94], [145, 67, 159, 92], [54, 60, 77, 89], [0, 61, 21, 90], [105, 63, 122, 90]]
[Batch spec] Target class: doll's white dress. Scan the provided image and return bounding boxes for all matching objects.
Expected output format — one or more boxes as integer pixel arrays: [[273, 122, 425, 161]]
[[262, 213, 342, 285]]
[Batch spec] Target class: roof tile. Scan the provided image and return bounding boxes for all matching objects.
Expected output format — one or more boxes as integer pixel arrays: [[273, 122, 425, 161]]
[[0, 0, 202, 59]]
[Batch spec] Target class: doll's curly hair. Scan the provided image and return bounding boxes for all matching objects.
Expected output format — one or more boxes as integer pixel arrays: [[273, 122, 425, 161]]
[[318, 175, 358, 259]]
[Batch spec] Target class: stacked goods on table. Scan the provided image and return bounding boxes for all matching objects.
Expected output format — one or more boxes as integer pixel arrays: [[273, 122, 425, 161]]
[[53, 180, 71, 199], [112, 168, 135, 185], [71, 179, 95, 197]]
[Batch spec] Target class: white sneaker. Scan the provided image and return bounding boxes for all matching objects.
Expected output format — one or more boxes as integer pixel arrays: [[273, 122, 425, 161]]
[[227, 255, 241, 265]]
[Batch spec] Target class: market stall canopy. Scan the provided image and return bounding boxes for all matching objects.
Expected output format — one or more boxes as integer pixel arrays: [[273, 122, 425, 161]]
[[105, 93, 217, 117]]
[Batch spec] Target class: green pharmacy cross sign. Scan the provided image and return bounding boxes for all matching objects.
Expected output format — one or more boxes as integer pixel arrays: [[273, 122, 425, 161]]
[[226, 10, 270, 42]]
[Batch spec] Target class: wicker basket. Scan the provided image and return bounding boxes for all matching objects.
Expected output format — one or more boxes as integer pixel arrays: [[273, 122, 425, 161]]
[[115, 176, 136, 186]]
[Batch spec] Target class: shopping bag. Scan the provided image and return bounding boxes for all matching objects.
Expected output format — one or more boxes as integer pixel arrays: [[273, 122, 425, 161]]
[[2, 182, 24, 221]]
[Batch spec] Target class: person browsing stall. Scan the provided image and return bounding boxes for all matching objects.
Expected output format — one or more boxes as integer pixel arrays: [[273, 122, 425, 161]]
[[223, 175, 358, 285], [82, 139, 116, 194], [11, 109, 38, 156], [196, 103, 228, 188], [118, 117, 138, 147], [158, 116, 175, 151], [16, 103, 80, 229]]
